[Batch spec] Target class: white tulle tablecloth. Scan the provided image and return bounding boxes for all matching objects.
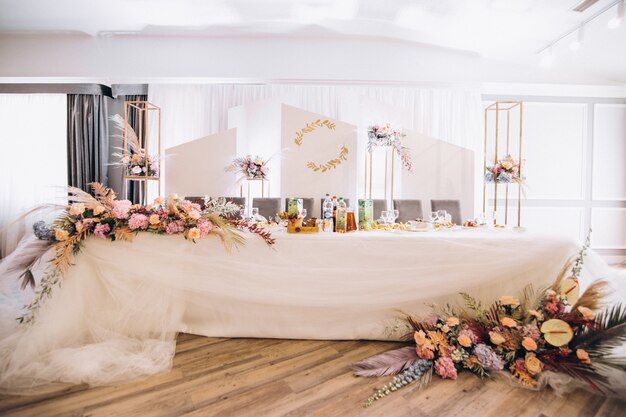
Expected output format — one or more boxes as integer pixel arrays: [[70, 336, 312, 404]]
[[1, 228, 611, 392]]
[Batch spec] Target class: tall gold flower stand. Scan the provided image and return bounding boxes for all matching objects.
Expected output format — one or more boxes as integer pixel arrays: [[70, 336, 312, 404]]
[[121, 101, 161, 205], [364, 146, 395, 205], [483, 101, 523, 227]]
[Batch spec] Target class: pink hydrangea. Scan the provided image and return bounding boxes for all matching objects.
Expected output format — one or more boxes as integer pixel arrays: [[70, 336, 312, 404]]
[[112, 200, 132, 219], [197, 218, 215, 237], [128, 213, 149, 230], [434, 357, 458, 380], [165, 220, 184, 235], [93, 223, 110, 239]]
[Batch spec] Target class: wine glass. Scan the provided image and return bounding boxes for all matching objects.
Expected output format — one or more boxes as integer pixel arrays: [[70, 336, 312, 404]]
[[300, 208, 307, 220], [391, 209, 399, 224], [437, 210, 447, 224], [380, 210, 389, 224], [429, 211, 438, 223]]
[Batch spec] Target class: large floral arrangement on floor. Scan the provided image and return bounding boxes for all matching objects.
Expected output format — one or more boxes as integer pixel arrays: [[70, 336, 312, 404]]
[[367, 124, 413, 173], [13, 183, 275, 325], [226, 155, 269, 180], [485, 154, 523, 184], [353, 244, 626, 407]]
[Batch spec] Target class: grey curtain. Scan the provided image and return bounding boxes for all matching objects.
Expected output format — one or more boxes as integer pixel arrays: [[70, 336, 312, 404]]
[[125, 94, 148, 203], [67, 94, 108, 191]]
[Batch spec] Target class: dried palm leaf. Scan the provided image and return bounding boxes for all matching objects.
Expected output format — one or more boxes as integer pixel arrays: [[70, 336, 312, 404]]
[[571, 280, 609, 312], [353, 346, 418, 377], [67, 186, 100, 210], [208, 214, 245, 252], [110, 114, 142, 154], [0, 236, 53, 289], [550, 255, 577, 292], [89, 182, 116, 207], [114, 226, 134, 242]]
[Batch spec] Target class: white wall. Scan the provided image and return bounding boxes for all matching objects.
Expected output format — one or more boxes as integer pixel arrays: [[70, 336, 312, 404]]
[[483, 94, 626, 262]]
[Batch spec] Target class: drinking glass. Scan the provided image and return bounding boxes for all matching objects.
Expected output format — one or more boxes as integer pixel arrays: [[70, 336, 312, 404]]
[[391, 209, 399, 224], [437, 210, 447, 224], [429, 211, 438, 223], [380, 210, 389, 224], [300, 208, 307, 220]]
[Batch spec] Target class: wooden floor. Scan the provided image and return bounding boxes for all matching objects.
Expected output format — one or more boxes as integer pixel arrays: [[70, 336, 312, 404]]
[[0, 334, 624, 417]]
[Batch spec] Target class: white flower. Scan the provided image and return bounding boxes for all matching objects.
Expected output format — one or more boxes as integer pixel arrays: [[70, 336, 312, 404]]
[[131, 166, 142, 175]]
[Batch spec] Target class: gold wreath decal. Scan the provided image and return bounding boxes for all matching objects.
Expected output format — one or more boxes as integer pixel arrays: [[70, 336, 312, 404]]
[[294, 119, 336, 146], [306, 146, 349, 173]]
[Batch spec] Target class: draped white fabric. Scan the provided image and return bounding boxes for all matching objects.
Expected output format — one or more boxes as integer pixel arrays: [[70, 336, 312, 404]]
[[1, 229, 622, 394], [0, 94, 67, 258], [148, 84, 483, 150]]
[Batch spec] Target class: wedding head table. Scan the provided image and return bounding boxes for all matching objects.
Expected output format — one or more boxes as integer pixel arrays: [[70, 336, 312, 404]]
[[1, 226, 616, 393]]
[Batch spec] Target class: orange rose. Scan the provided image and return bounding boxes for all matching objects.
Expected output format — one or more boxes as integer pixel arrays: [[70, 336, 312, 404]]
[[187, 228, 201, 240], [149, 214, 161, 225], [93, 205, 106, 216], [446, 317, 460, 327], [501, 317, 517, 327], [55, 229, 69, 241], [458, 335, 472, 347], [489, 331, 505, 345], [414, 330, 427, 346], [522, 337, 537, 351], [525, 353, 542, 375]]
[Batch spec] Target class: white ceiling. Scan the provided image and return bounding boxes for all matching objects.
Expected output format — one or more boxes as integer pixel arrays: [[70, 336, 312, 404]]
[[1, 0, 625, 84]]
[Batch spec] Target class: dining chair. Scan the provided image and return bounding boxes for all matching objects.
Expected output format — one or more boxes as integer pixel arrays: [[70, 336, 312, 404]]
[[372, 199, 387, 221], [184, 196, 207, 210], [392, 199, 424, 223], [252, 198, 282, 220], [430, 199, 462, 224], [284, 198, 315, 218]]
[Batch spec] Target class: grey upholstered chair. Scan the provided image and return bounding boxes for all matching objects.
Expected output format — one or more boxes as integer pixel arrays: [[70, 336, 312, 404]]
[[184, 196, 207, 210], [252, 198, 282, 220], [319, 198, 351, 215], [372, 199, 387, 220], [284, 197, 315, 218], [431, 199, 462, 224], [392, 199, 424, 223]]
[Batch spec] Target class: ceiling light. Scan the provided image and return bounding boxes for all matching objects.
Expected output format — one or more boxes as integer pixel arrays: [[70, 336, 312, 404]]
[[569, 26, 584, 51], [608, 0, 625, 28], [539, 47, 555, 68], [572, 0, 600, 12]]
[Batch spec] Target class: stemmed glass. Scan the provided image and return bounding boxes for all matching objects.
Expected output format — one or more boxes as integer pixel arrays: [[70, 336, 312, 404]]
[[391, 209, 399, 224], [429, 211, 439, 224], [437, 210, 447, 224], [380, 210, 389, 225]]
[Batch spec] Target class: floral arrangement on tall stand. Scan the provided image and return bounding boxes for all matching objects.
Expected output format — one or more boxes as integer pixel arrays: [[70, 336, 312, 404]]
[[11, 183, 275, 325], [110, 114, 161, 178], [226, 155, 269, 180], [353, 243, 626, 407], [367, 124, 413, 173], [485, 154, 523, 184]]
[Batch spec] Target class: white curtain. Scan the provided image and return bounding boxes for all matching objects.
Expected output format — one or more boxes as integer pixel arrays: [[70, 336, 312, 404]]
[[149, 83, 483, 150], [0, 94, 67, 258]]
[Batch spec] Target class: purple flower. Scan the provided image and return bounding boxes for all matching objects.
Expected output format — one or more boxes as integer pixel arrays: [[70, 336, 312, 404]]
[[474, 343, 506, 371], [94, 223, 111, 239], [128, 213, 149, 230]]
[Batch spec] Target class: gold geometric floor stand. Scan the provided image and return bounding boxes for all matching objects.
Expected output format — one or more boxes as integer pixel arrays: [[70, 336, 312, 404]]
[[240, 178, 270, 216], [364, 146, 395, 208], [483, 101, 523, 227], [121, 101, 161, 205]]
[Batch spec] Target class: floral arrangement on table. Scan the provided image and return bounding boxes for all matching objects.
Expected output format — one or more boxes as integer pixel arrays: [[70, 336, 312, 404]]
[[226, 155, 269, 180], [485, 154, 523, 184], [10, 183, 275, 325], [367, 124, 413, 173], [353, 243, 626, 407]]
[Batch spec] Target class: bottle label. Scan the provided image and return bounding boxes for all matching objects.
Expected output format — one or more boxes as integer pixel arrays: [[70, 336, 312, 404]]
[[336, 209, 347, 230]]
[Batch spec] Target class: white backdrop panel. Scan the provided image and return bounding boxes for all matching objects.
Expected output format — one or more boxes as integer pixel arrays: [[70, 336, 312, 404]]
[[592, 104, 626, 200], [165, 129, 238, 198], [400, 130, 474, 221], [281, 104, 357, 218]]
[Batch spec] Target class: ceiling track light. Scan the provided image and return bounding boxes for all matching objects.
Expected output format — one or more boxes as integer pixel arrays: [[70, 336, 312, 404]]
[[537, 0, 623, 63], [608, 0, 625, 28]]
